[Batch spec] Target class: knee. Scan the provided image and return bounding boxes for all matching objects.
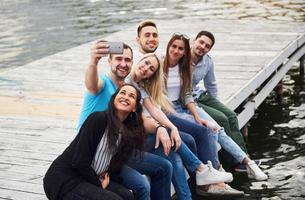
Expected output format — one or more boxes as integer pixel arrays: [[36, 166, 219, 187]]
[[216, 114, 230, 126], [122, 190, 135, 200], [159, 159, 173, 179], [133, 178, 150, 200], [181, 135, 197, 154], [227, 111, 238, 122]]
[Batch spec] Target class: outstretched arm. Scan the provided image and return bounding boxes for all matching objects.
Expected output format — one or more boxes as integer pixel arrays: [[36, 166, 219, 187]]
[[85, 40, 109, 94]]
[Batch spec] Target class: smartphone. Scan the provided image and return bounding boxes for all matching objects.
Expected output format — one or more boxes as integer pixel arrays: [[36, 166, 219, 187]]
[[107, 42, 124, 54]]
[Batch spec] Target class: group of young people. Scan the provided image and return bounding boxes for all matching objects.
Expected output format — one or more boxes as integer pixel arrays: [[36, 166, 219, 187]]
[[43, 20, 268, 200]]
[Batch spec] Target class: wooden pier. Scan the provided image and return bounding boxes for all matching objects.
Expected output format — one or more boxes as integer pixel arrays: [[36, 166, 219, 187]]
[[0, 19, 304, 199]]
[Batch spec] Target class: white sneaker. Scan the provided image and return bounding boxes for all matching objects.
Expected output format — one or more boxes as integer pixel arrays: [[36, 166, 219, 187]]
[[246, 160, 268, 181], [196, 161, 233, 185]]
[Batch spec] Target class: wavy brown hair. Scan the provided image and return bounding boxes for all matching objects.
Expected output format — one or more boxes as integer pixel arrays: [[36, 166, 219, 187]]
[[163, 34, 192, 101]]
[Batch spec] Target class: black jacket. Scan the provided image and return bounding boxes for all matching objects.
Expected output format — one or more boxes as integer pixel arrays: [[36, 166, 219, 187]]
[[43, 111, 108, 200]]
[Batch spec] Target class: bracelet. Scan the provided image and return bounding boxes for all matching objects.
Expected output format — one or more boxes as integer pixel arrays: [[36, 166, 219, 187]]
[[156, 124, 166, 131]]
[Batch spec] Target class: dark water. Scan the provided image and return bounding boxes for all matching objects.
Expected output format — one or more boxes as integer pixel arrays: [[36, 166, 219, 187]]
[[1, 0, 305, 199], [244, 66, 305, 199]]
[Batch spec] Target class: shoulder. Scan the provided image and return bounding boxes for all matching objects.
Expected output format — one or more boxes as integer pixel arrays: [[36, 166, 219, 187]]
[[100, 75, 111, 85], [86, 111, 108, 128], [204, 54, 214, 64], [88, 111, 107, 121]]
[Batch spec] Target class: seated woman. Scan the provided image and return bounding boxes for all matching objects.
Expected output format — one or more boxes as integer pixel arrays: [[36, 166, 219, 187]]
[[126, 53, 242, 199], [162, 33, 268, 182], [43, 84, 145, 200]]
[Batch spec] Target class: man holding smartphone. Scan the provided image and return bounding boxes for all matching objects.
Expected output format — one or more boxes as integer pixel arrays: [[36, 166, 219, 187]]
[[77, 40, 173, 200]]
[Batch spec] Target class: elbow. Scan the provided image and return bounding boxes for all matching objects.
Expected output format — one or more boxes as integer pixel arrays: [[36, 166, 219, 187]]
[[86, 84, 99, 95]]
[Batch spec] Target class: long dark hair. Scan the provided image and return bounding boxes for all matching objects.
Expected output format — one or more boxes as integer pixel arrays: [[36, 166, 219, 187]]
[[163, 34, 192, 100], [107, 84, 145, 174]]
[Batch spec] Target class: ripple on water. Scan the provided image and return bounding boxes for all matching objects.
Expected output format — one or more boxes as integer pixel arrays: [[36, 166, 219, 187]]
[[274, 103, 305, 128], [267, 156, 305, 199], [0, 0, 305, 69]]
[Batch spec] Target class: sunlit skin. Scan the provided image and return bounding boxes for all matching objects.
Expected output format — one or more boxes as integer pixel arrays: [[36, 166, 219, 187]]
[[136, 26, 159, 54], [168, 39, 185, 67], [108, 48, 133, 81], [132, 56, 159, 81], [191, 35, 213, 64], [114, 85, 137, 121]]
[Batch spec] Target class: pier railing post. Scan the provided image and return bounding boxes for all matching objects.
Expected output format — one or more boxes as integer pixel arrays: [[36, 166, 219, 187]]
[[241, 123, 249, 140], [300, 54, 305, 76], [275, 80, 283, 103]]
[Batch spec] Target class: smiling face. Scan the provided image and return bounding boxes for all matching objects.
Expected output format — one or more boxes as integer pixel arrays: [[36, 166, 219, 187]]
[[109, 48, 133, 80], [168, 39, 186, 65], [192, 35, 213, 57], [136, 26, 159, 54], [134, 55, 159, 81], [114, 85, 138, 119]]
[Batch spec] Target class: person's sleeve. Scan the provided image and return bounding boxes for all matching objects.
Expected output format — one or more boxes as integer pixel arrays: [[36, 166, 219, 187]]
[[71, 112, 106, 186], [204, 57, 218, 98], [183, 89, 195, 106]]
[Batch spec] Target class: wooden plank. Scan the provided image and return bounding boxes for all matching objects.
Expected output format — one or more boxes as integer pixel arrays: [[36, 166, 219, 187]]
[[237, 43, 305, 127], [225, 34, 305, 109], [0, 188, 46, 200], [0, 179, 45, 199], [0, 162, 48, 176], [0, 171, 43, 185], [298, 34, 305, 47], [253, 44, 305, 107]]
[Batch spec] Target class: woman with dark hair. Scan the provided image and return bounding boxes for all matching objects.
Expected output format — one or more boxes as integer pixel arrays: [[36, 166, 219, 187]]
[[43, 84, 145, 200], [163, 33, 267, 195]]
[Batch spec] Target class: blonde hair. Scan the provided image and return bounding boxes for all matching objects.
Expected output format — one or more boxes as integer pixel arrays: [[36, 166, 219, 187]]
[[134, 53, 174, 113]]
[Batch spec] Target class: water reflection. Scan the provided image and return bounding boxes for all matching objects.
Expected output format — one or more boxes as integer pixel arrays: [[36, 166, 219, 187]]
[[0, 0, 304, 69]]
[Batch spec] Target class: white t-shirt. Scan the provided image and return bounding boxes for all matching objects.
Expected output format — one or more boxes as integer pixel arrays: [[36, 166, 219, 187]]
[[167, 64, 181, 101]]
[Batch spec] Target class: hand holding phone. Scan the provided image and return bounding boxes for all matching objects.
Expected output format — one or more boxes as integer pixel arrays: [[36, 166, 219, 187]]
[[107, 42, 124, 54]]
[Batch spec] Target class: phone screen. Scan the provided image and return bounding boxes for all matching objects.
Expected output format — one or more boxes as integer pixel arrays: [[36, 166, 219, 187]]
[[107, 42, 124, 54]]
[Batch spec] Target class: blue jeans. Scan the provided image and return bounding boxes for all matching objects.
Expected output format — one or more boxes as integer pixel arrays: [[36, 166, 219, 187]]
[[179, 131, 197, 156], [171, 101, 247, 165], [194, 106, 247, 163], [118, 165, 150, 200], [124, 151, 173, 200], [167, 113, 219, 168], [147, 134, 200, 200]]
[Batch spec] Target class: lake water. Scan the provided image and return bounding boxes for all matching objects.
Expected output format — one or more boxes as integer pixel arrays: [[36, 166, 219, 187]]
[[1, 0, 304, 199]]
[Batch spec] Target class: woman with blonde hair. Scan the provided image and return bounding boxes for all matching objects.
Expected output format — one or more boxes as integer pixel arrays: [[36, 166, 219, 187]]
[[126, 53, 236, 199]]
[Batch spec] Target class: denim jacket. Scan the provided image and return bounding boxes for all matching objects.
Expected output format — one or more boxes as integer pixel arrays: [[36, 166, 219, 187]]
[[192, 54, 218, 99]]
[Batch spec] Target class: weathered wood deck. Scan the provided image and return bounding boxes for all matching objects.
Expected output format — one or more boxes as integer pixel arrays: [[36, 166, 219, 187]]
[[0, 19, 305, 199]]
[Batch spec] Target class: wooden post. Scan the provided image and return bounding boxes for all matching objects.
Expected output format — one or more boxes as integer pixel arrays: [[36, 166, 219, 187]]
[[275, 80, 283, 103], [241, 122, 249, 141], [300, 54, 305, 76]]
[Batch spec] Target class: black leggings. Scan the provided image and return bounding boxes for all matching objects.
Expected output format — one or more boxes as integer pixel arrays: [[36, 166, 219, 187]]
[[63, 181, 134, 200]]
